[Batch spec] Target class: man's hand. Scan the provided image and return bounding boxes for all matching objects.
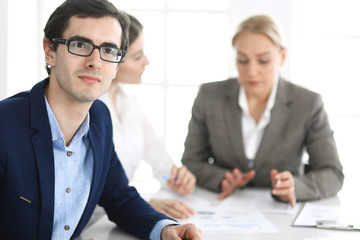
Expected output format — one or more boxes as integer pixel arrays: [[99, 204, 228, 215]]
[[271, 169, 296, 207], [218, 168, 256, 199], [148, 198, 195, 219], [167, 165, 196, 195], [161, 223, 202, 240]]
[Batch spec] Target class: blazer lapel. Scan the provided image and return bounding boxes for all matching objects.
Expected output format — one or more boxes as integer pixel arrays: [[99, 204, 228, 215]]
[[72, 121, 104, 237], [254, 79, 293, 168], [29, 79, 56, 239], [224, 79, 249, 170]]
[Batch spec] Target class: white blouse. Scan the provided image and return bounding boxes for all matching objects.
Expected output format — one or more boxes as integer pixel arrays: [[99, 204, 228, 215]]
[[100, 84, 173, 181], [239, 78, 279, 168]]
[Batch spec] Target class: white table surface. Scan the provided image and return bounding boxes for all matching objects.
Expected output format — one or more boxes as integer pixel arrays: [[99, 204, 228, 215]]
[[77, 187, 360, 240]]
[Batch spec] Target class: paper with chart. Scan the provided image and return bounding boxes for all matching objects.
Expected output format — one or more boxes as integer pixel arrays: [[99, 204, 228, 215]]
[[179, 207, 277, 233], [219, 188, 301, 215]]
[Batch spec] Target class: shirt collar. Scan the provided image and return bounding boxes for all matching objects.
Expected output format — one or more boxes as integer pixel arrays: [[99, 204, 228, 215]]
[[44, 95, 90, 143], [239, 76, 279, 115]]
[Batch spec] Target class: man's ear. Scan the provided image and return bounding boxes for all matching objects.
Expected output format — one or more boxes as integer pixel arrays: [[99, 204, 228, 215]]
[[43, 38, 56, 67]]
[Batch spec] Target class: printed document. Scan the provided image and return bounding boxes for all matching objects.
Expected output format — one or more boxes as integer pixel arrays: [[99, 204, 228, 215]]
[[180, 207, 278, 233]]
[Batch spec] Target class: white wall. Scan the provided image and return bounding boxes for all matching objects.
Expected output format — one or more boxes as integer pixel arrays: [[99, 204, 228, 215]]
[[229, 0, 293, 79], [7, 0, 40, 98], [0, 0, 8, 100]]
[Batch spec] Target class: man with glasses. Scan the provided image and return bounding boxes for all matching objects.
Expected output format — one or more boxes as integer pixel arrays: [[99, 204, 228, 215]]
[[0, 0, 202, 239]]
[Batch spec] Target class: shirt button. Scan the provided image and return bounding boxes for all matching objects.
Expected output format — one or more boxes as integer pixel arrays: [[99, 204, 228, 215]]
[[64, 225, 70, 231], [66, 151, 72, 157], [66, 188, 71, 193]]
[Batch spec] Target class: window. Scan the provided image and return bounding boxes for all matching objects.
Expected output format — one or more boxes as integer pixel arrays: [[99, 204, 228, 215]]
[[116, 0, 231, 165]]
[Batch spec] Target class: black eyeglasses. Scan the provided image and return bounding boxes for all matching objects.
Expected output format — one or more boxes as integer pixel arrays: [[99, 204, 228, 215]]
[[52, 38, 126, 63]]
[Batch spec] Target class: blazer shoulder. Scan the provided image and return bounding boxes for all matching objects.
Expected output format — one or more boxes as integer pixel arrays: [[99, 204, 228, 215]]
[[0, 91, 31, 122], [280, 79, 322, 103], [199, 78, 239, 98], [0, 91, 30, 108], [201, 78, 237, 90], [89, 99, 113, 127]]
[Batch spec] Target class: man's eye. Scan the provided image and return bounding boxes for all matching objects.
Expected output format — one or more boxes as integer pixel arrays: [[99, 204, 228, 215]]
[[72, 41, 88, 49], [102, 47, 116, 56]]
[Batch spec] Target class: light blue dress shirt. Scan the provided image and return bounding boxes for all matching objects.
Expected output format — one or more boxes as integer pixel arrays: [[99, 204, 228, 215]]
[[45, 98, 93, 240], [45, 97, 176, 240]]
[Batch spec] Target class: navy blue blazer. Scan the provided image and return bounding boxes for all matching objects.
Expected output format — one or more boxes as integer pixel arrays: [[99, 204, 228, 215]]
[[0, 79, 170, 240]]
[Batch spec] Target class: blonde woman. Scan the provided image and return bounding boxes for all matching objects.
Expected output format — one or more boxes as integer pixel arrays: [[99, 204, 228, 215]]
[[182, 15, 344, 207]]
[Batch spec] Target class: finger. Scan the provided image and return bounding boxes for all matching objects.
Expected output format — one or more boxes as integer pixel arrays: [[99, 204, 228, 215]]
[[270, 169, 278, 186], [273, 188, 296, 207], [166, 166, 179, 187], [181, 202, 195, 216], [169, 201, 195, 218], [275, 171, 292, 181], [167, 179, 178, 191], [232, 168, 243, 182], [164, 205, 189, 219], [186, 173, 197, 194], [217, 179, 232, 199], [277, 178, 293, 189], [236, 170, 255, 187], [172, 224, 203, 240], [271, 169, 278, 178], [243, 170, 256, 181], [171, 201, 195, 217], [181, 224, 203, 240], [162, 201, 189, 219], [175, 166, 189, 186], [162, 226, 182, 240], [170, 165, 178, 179], [273, 170, 294, 188], [232, 168, 242, 176], [177, 168, 192, 188], [170, 170, 190, 194], [224, 171, 235, 185], [177, 172, 196, 195], [289, 195, 296, 208], [272, 188, 293, 200], [272, 187, 288, 196]]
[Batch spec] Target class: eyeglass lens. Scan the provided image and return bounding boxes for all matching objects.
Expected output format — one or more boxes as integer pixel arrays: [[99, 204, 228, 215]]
[[69, 40, 122, 62]]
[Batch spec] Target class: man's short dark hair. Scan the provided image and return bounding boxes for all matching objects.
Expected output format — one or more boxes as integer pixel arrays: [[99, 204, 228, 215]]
[[44, 0, 129, 75]]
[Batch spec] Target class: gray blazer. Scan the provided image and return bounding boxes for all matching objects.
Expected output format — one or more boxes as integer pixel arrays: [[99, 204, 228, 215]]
[[182, 78, 344, 201]]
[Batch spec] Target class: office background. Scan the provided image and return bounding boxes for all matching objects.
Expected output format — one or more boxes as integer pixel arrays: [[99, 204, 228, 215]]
[[0, 0, 359, 198]]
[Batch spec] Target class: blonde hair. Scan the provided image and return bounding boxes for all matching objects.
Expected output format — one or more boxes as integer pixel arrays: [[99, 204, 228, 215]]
[[232, 14, 286, 49]]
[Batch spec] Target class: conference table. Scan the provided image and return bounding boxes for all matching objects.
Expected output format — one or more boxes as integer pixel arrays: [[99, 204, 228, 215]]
[[77, 187, 360, 240]]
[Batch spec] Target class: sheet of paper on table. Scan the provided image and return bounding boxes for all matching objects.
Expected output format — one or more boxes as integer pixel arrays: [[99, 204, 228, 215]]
[[219, 188, 302, 215], [293, 202, 360, 229], [179, 207, 278, 233], [140, 188, 212, 209]]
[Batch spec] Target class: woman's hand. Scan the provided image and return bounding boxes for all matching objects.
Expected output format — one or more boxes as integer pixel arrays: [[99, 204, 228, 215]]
[[148, 198, 195, 219], [271, 169, 296, 207], [218, 168, 256, 199], [167, 165, 196, 195]]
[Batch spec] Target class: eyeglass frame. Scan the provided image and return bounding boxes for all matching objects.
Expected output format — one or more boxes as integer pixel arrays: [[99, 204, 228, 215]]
[[52, 38, 127, 63]]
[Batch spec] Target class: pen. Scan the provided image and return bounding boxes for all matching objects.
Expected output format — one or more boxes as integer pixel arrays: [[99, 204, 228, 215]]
[[316, 220, 356, 230], [276, 179, 282, 186], [162, 176, 178, 181]]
